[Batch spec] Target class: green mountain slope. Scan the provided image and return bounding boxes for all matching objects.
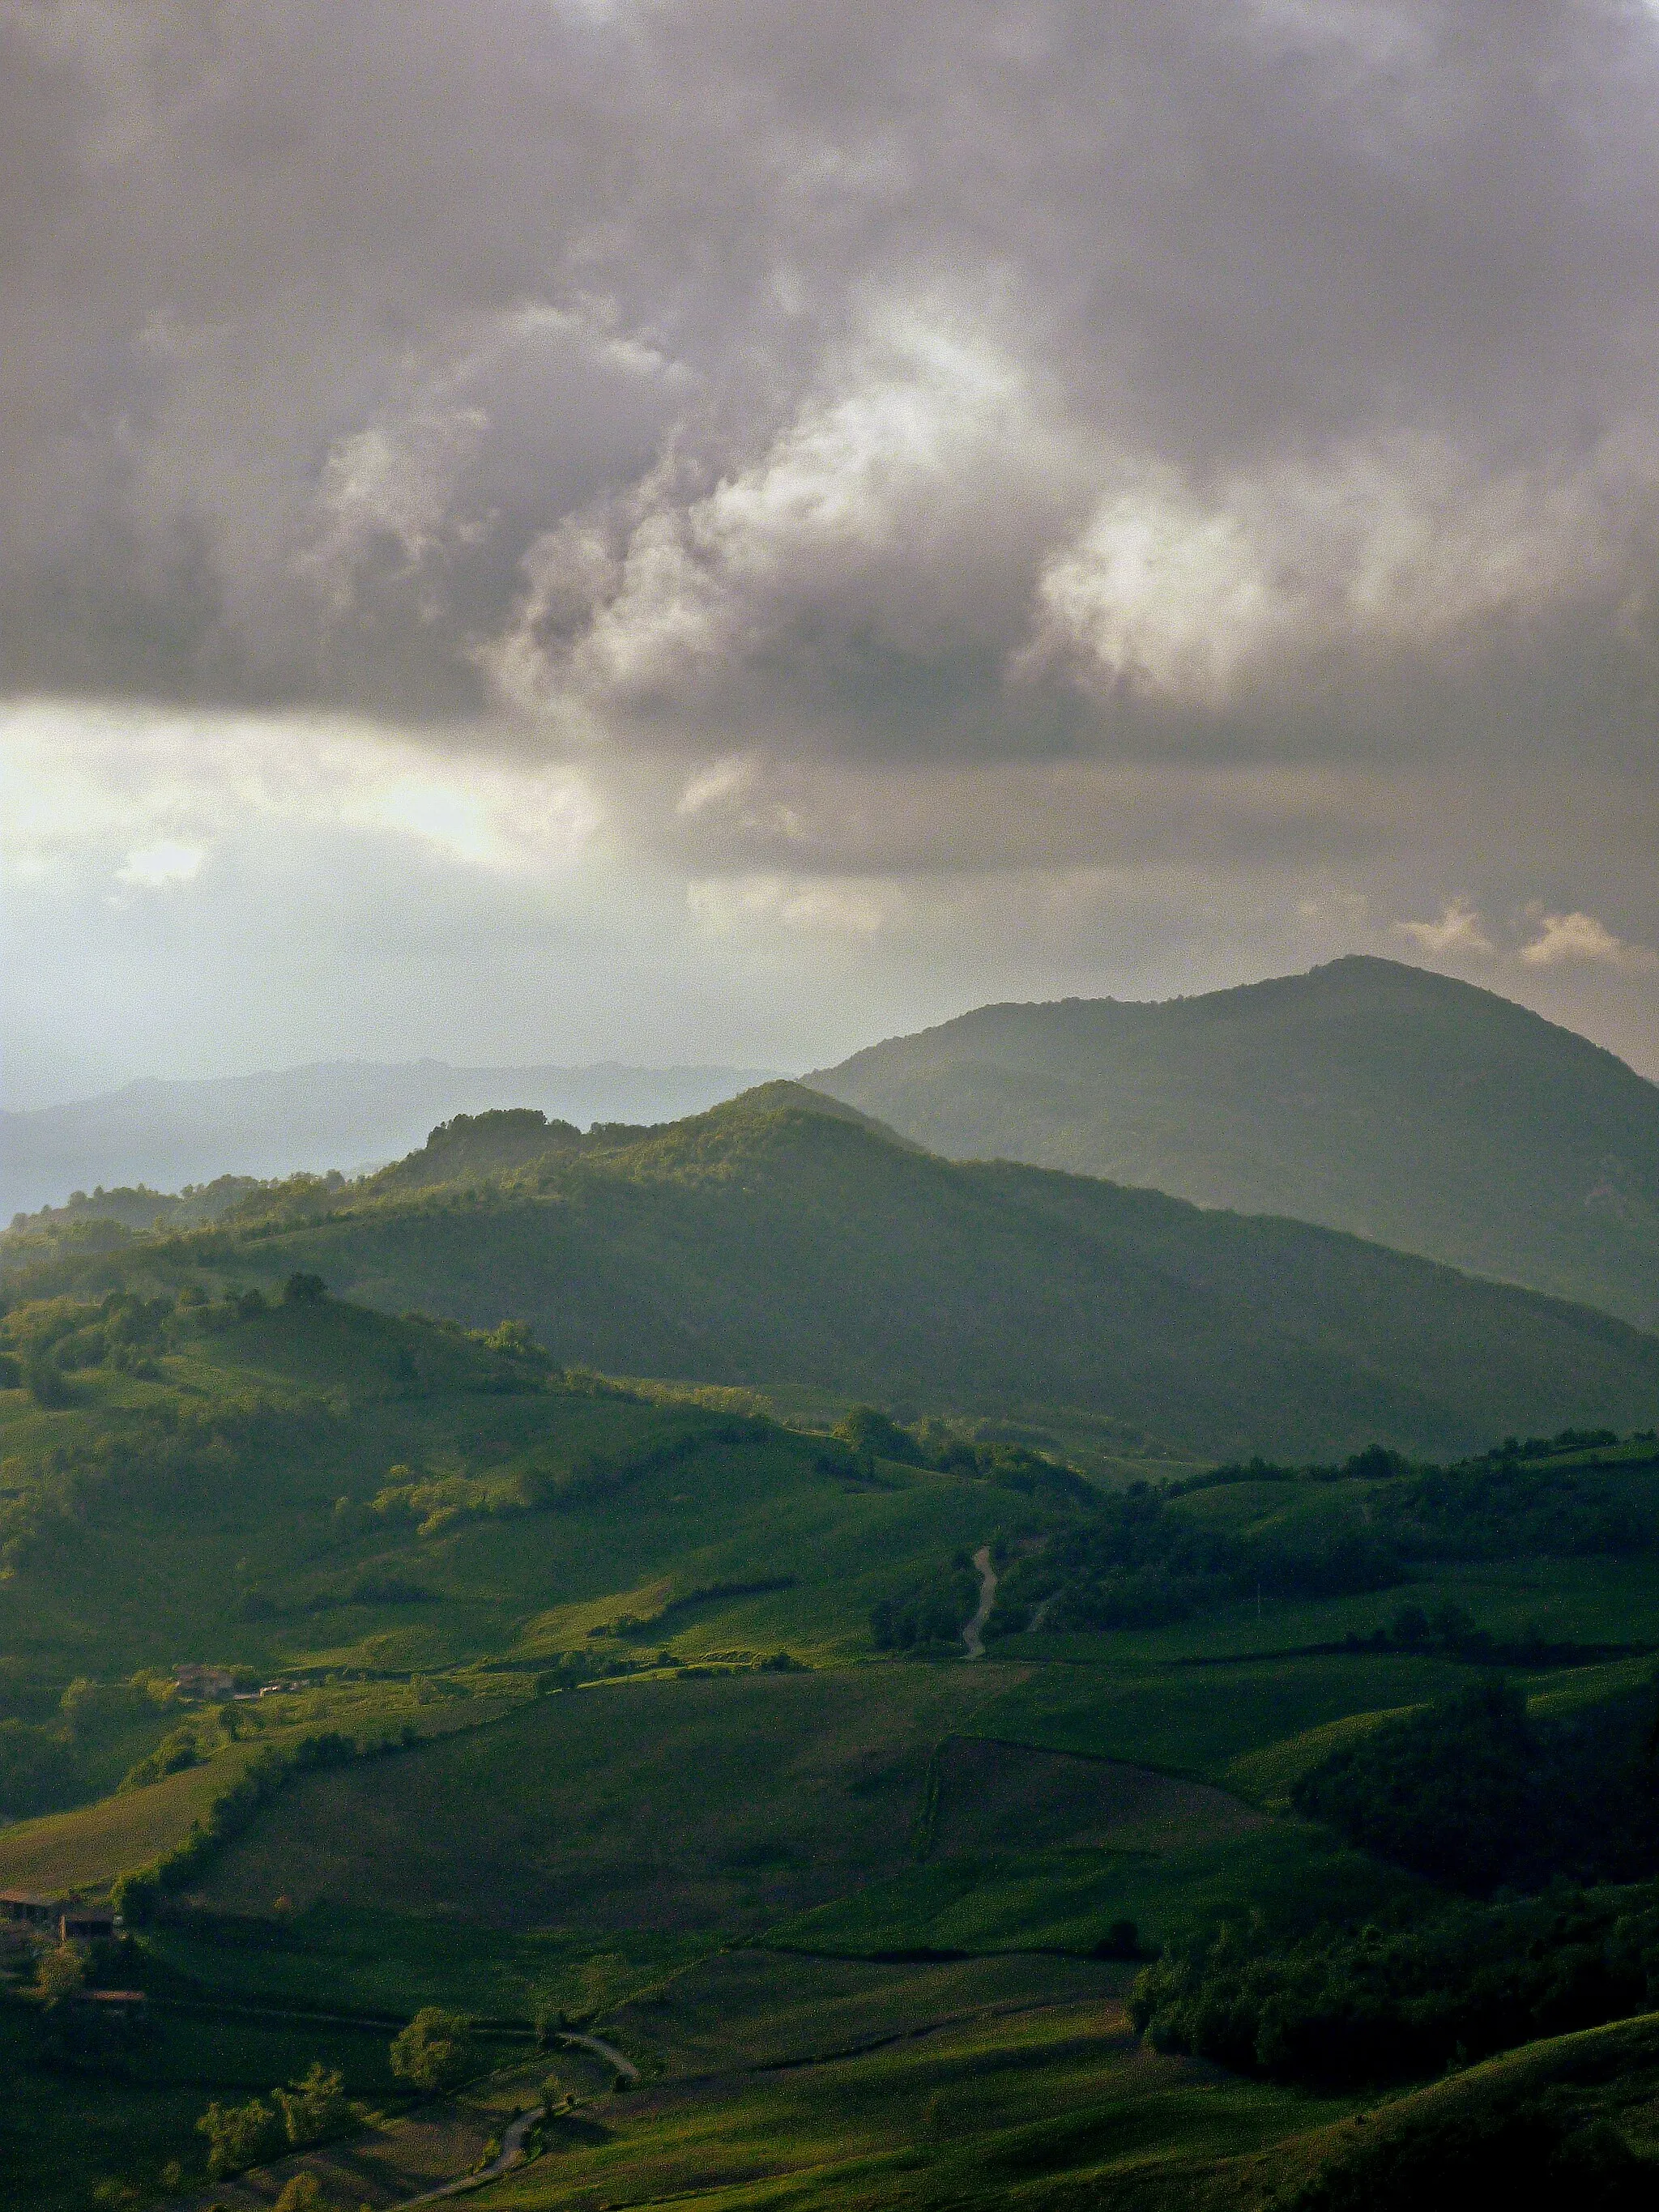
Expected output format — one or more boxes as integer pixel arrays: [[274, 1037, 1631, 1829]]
[[808, 956, 1659, 1330], [28, 1082, 1659, 1461]]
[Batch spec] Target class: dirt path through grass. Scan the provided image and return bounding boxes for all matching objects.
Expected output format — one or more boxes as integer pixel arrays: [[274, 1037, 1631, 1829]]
[[397, 2097, 544, 2204], [383, 2035, 634, 2203], [557, 2028, 640, 2082], [962, 1545, 997, 1658]]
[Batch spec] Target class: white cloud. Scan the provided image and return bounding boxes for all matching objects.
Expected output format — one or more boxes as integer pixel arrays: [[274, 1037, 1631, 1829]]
[[1394, 897, 1494, 958], [1026, 435, 1646, 714], [486, 300, 1070, 739], [1520, 910, 1659, 973], [1, 702, 603, 882], [687, 873, 892, 938], [115, 840, 205, 889]]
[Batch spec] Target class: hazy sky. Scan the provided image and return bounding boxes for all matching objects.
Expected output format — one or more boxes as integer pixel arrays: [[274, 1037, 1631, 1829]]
[[6, 0, 1659, 1106]]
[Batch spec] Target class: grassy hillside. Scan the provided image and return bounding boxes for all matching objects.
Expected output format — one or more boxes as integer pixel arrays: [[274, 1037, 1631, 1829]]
[[3, 1225, 1659, 2202], [452, 2003, 1659, 2212], [14, 1084, 1659, 1462], [0, 1285, 1021, 1698], [808, 955, 1659, 1331]]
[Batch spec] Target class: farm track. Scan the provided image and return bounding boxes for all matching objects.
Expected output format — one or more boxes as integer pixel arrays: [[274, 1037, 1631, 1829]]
[[558, 2027, 642, 2082], [396, 2098, 545, 2205], [962, 1545, 997, 1658]]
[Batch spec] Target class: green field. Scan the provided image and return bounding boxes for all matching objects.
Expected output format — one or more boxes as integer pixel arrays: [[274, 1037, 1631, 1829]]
[[770, 1823, 1429, 1961], [472, 1982, 1358, 2212], [193, 1669, 1024, 1937]]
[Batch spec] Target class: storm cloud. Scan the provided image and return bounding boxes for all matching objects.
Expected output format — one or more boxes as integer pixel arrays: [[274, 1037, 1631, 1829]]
[[5, 1, 1659, 1092]]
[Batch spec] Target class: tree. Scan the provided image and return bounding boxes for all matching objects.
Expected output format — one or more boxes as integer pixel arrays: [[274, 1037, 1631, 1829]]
[[196, 2095, 284, 2177], [1092, 1918, 1141, 1961], [34, 1944, 86, 2007], [284, 1272, 326, 1306], [23, 1349, 73, 1407], [832, 1405, 926, 1467], [390, 2006, 473, 2095], [275, 2174, 345, 2212], [273, 2060, 352, 2148]]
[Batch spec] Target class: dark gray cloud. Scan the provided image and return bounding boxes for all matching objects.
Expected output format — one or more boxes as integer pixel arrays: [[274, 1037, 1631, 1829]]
[[7, 0, 1659, 1106], [7, 0, 1659, 773]]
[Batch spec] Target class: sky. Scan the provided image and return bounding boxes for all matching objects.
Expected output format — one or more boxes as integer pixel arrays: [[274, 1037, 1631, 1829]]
[[5, 0, 1659, 1109]]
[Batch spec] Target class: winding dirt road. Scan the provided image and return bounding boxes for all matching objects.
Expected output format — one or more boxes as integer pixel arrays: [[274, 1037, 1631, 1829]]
[[557, 2028, 641, 2083], [399, 2099, 546, 2205], [393, 2036, 638, 2206], [962, 1545, 997, 1658]]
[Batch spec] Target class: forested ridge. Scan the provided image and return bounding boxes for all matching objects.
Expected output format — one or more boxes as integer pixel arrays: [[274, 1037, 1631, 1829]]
[[10, 1084, 1659, 1463]]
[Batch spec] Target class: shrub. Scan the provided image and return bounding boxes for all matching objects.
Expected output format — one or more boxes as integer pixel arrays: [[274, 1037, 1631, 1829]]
[[34, 1944, 87, 2008]]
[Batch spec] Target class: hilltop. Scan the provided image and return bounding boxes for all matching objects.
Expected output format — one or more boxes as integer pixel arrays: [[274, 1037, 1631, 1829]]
[[808, 957, 1659, 1330], [1, 1056, 773, 1219], [14, 1083, 1659, 1462]]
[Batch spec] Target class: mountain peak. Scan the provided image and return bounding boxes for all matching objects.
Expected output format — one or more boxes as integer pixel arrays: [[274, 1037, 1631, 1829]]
[[810, 959, 1659, 1328]]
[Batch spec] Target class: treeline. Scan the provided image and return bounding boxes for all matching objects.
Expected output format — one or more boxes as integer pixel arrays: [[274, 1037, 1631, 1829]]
[[1132, 1882, 1659, 2091], [992, 1429, 1659, 1637], [871, 1554, 985, 1651], [852, 1415, 1659, 1647], [1294, 1678, 1659, 1891], [1133, 1674, 1659, 2090], [989, 1490, 1400, 1634], [6, 1175, 274, 1240], [832, 1404, 1094, 1502], [112, 1728, 390, 1924], [1178, 1431, 1659, 1561]]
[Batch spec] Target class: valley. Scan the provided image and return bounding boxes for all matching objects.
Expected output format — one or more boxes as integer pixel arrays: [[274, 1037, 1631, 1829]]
[[0, 1070, 1657, 2210]]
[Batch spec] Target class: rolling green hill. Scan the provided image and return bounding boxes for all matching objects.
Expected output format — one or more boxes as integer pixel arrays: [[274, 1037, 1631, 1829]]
[[0, 1285, 1012, 1693], [23, 1080, 1659, 1462], [808, 956, 1659, 1331], [0, 1276, 1658, 2205]]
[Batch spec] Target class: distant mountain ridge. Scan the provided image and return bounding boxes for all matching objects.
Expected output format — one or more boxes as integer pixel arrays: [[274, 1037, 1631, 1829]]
[[0, 1057, 776, 1218], [808, 957, 1659, 1331], [17, 1082, 1657, 1464]]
